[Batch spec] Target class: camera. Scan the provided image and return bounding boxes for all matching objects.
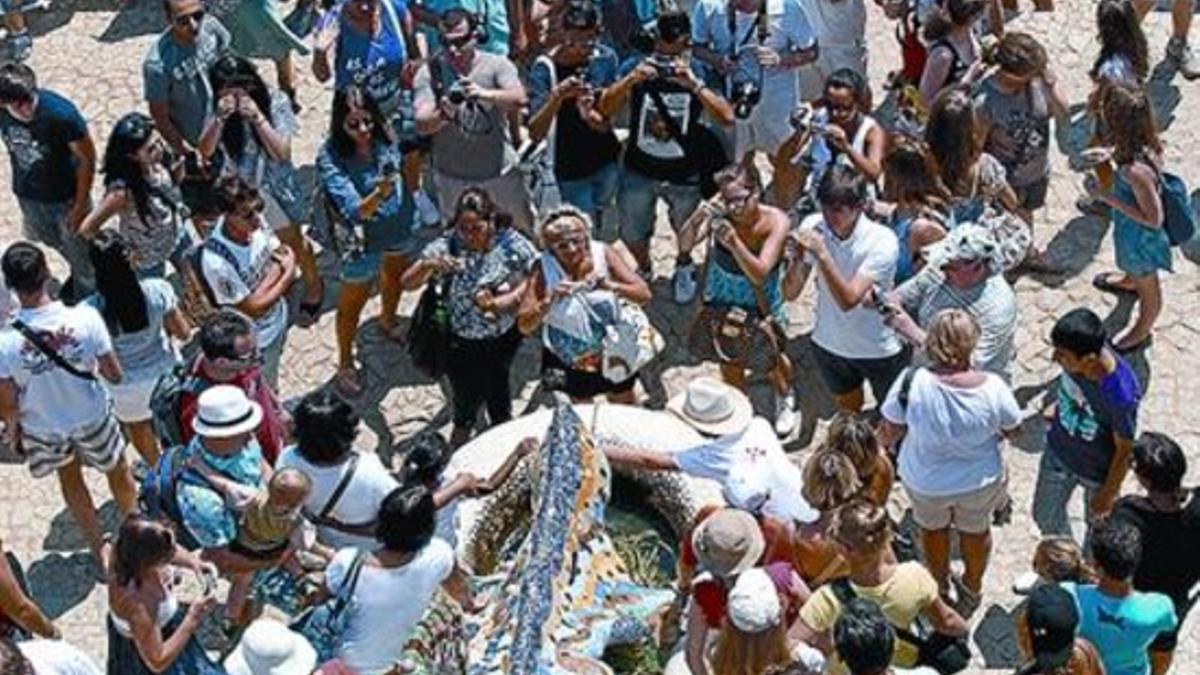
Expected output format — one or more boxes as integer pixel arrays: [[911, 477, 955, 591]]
[[446, 80, 468, 106], [647, 54, 677, 79], [788, 103, 813, 132], [730, 80, 761, 120], [380, 159, 398, 176]]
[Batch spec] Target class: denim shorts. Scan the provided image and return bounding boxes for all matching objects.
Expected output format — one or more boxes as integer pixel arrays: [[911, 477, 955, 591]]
[[341, 247, 413, 284]]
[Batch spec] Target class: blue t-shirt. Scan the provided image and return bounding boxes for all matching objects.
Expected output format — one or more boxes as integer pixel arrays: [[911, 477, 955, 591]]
[[1046, 354, 1140, 484], [83, 279, 178, 384], [332, 0, 410, 119], [0, 89, 88, 203], [1063, 582, 1177, 675]]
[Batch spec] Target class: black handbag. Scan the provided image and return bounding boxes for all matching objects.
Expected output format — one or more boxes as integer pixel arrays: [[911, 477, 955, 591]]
[[830, 579, 970, 674], [407, 275, 454, 379]]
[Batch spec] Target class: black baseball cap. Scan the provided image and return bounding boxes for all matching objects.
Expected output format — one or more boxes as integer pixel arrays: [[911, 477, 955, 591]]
[[1026, 585, 1079, 671]]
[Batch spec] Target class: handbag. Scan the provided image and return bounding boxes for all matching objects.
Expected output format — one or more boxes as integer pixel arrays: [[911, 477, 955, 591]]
[[290, 550, 367, 663], [595, 300, 664, 384], [407, 275, 454, 380], [687, 268, 783, 374], [830, 579, 970, 674]]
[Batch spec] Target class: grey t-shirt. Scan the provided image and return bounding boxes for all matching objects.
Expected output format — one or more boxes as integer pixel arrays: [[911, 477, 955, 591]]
[[973, 76, 1050, 188], [142, 18, 231, 147], [413, 52, 522, 181], [896, 267, 1017, 380]]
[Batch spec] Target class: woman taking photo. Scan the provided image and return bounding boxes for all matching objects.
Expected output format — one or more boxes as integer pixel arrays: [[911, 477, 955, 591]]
[[682, 162, 797, 438], [318, 86, 417, 396], [878, 138, 949, 285], [925, 87, 1021, 225], [199, 54, 324, 325], [79, 112, 189, 279], [1086, 86, 1169, 353], [106, 516, 224, 675], [878, 309, 1022, 618], [517, 206, 650, 404], [84, 232, 190, 467], [402, 189, 538, 446]]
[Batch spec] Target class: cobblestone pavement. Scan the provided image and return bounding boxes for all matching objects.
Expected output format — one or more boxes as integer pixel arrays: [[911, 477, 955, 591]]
[[0, 0, 1197, 671]]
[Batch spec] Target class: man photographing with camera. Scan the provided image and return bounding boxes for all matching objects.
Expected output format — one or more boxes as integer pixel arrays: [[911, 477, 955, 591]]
[[692, 0, 818, 201], [598, 11, 733, 303], [414, 8, 531, 231]]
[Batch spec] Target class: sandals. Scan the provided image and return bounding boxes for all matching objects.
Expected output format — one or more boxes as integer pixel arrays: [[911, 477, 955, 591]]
[[950, 574, 982, 620], [335, 367, 364, 398], [1092, 271, 1137, 296]]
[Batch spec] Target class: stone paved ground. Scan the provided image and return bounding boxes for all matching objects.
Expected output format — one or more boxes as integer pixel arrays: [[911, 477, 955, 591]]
[[0, 0, 1197, 671]]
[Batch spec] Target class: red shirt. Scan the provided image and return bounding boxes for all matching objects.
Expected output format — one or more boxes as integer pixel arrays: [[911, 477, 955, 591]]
[[179, 358, 287, 464]]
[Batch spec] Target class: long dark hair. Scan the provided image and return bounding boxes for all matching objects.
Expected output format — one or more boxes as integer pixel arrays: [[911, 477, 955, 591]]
[[925, 87, 982, 196], [1093, 0, 1149, 83], [89, 231, 149, 335], [111, 515, 175, 587], [208, 54, 275, 163], [103, 112, 177, 226], [328, 85, 394, 159]]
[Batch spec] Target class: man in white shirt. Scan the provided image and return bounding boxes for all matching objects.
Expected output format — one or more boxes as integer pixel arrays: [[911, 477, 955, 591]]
[[200, 176, 296, 388], [785, 164, 907, 413], [691, 0, 818, 188], [0, 242, 136, 565]]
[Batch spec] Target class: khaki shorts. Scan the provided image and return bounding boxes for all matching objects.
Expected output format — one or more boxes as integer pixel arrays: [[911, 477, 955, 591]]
[[906, 476, 1008, 534]]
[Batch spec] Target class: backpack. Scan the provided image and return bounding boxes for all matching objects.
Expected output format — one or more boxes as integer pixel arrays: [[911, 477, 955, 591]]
[[1160, 171, 1196, 247], [138, 445, 216, 551], [178, 236, 245, 325], [148, 357, 203, 450]]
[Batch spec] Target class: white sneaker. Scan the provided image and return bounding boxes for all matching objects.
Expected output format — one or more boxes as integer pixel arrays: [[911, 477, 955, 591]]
[[1168, 37, 1200, 80], [413, 190, 441, 228], [1012, 571, 1042, 596], [774, 393, 798, 438], [673, 262, 697, 304]]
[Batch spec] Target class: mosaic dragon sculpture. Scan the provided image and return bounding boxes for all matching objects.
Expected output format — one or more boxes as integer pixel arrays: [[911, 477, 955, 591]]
[[395, 402, 700, 674]]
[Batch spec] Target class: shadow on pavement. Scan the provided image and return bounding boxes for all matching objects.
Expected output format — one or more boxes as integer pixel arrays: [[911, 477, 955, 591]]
[[974, 603, 1023, 670], [1035, 215, 1110, 288], [26, 551, 99, 618], [41, 501, 120, 553]]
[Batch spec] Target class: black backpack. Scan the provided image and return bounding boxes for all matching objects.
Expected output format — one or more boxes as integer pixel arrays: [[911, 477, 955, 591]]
[[148, 355, 204, 450]]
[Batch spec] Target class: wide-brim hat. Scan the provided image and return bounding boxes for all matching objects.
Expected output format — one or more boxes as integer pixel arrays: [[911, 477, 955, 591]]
[[667, 378, 753, 437], [192, 384, 264, 438], [691, 508, 765, 579], [224, 619, 318, 675]]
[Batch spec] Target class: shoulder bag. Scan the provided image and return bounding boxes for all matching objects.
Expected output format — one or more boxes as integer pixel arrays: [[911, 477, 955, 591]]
[[301, 454, 378, 538], [686, 260, 783, 374], [291, 550, 368, 663], [12, 320, 96, 381]]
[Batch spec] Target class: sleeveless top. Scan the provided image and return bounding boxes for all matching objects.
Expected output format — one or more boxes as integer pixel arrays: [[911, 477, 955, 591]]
[[702, 239, 787, 323], [110, 582, 180, 638], [929, 38, 972, 88], [540, 241, 616, 367]]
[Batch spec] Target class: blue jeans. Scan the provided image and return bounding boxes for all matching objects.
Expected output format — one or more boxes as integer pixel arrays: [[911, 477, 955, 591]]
[[1032, 450, 1101, 541], [617, 169, 702, 245], [558, 162, 620, 232], [17, 197, 94, 291]]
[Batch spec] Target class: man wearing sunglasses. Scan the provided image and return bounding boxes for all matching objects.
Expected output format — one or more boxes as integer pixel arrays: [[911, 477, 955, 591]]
[[175, 309, 289, 464], [144, 0, 230, 169], [414, 8, 531, 232]]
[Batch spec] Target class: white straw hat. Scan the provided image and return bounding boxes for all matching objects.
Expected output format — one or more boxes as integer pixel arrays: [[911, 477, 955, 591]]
[[224, 619, 318, 675], [666, 378, 753, 437], [727, 568, 783, 633], [191, 385, 264, 438]]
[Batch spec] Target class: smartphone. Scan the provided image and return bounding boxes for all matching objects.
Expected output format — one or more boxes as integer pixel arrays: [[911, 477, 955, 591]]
[[871, 284, 894, 316]]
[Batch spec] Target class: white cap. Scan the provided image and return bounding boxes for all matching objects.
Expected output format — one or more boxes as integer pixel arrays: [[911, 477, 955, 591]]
[[727, 568, 782, 633]]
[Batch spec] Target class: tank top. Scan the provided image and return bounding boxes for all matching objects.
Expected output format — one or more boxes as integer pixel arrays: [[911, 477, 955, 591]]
[[929, 38, 972, 88], [110, 582, 180, 638]]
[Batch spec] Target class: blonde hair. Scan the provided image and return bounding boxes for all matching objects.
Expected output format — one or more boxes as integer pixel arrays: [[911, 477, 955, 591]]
[[1033, 536, 1094, 584], [830, 499, 891, 555], [825, 413, 881, 481], [802, 450, 862, 513], [925, 308, 980, 371], [538, 205, 592, 246], [710, 620, 791, 675]]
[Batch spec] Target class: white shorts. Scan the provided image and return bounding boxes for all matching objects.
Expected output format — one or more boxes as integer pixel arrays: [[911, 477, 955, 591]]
[[108, 376, 159, 423]]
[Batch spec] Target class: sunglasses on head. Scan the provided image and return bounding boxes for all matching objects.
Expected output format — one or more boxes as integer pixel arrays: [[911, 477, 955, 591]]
[[173, 9, 204, 27]]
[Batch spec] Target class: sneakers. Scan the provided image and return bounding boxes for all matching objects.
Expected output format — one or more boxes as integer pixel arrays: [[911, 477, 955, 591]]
[[672, 262, 697, 304], [1167, 37, 1200, 80], [774, 392, 798, 438], [414, 190, 441, 228], [3, 31, 32, 63]]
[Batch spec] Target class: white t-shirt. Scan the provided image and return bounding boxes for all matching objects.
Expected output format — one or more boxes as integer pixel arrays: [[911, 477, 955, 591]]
[[0, 302, 113, 437], [276, 447, 400, 550], [675, 417, 819, 523], [199, 218, 288, 349], [692, 0, 816, 102], [802, 212, 903, 359], [327, 540, 455, 674], [880, 368, 1021, 497], [18, 639, 103, 675]]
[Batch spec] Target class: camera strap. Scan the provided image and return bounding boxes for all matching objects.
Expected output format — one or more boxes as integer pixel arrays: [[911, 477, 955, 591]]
[[646, 87, 690, 151], [725, 0, 769, 60]]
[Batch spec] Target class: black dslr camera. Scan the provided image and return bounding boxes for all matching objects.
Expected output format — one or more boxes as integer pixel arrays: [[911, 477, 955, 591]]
[[730, 80, 761, 120]]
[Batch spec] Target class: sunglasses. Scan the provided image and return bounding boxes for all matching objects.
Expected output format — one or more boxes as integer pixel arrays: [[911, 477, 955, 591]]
[[344, 117, 374, 132], [444, 33, 474, 49], [173, 10, 204, 27], [221, 346, 263, 366]]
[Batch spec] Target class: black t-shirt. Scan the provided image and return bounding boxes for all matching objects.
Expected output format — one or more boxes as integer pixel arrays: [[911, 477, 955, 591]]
[[552, 61, 620, 182], [1112, 489, 1200, 610], [0, 89, 88, 203], [624, 78, 706, 184]]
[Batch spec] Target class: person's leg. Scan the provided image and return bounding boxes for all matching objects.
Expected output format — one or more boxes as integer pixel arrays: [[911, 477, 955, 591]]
[[959, 529, 993, 595], [1150, 649, 1175, 675], [275, 224, 323, 308], [1172, 0, 1194, 43], [224, 572, 254, 622], [103, 455, 138, 519], [124, 420, 161, 467], [487, 169, 535, 235], [1115, 272, 1162, 350], [377, 252, 411, 338], [1167, 0, 1200, 77], [617, 170, 658, 273], [812, 342, 867, 413], [56, 459, 105, 560], [590, 162, 622, 236], [275, 52, 298, 103], [769, 352, 795, 398], [1032, 451, 1081, 539], [446, 337, 486, 446], [334, 277, 372, 379], [1, 7, 30, 63], [607, 386, 638, 405], [920, 527, 953, 593], [483, 331, 520, 427]]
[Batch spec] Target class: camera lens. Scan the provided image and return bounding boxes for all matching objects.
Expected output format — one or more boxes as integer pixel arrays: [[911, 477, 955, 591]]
[[447, 90, 466, 105]]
